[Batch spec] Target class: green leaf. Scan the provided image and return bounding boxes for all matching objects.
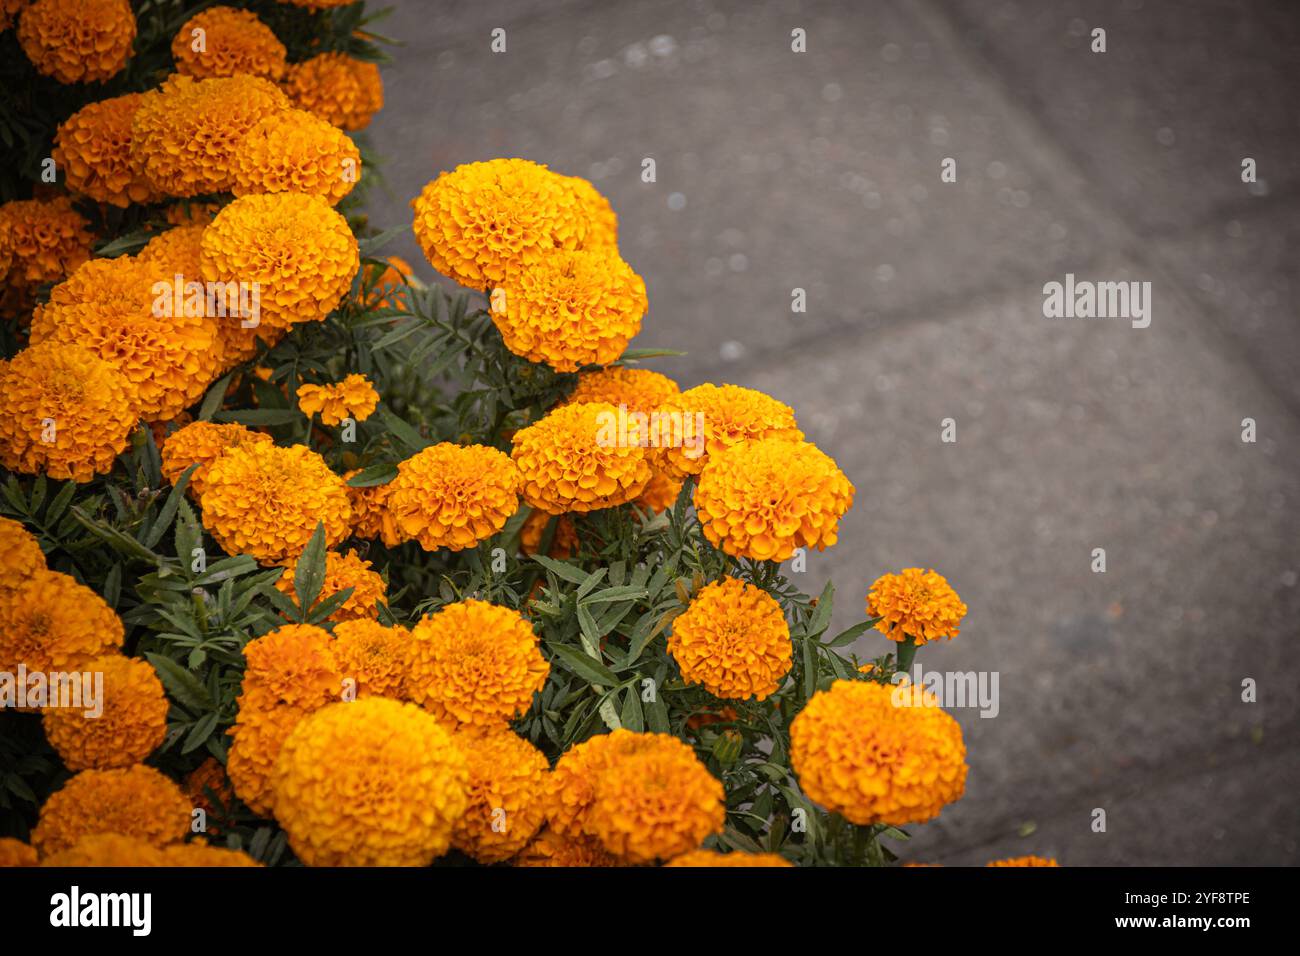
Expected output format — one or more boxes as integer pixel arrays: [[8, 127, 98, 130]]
[[358, 224, 410, 257], [826, 618, 879, 647], [806, 580, 834, 640], [197, 372, 233, 422], [143, 463, 197, 549], [145, 654, 214, 712], [532, 554, 589, 586], [377, 405, 432, 452], [345, 463, 398, 487], [618, 348, 687, 361], [306, 587, 356, 624], [181, 712, 220, 755], [802, 636, 817, 699], [43, 481, 77, 526], [294, 523, 329, 611], [545, 642, 618, 687], [619, 686, 644, 731], [575, 568, 607, 601]]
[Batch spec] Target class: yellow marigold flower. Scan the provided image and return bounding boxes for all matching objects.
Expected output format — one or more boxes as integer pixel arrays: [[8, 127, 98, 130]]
[[172, 6, 286, 80], [406, 600, 548, 731], [17, 0, 134, 84], [790, 680, 967, 826], [31, 256, 218, 421], [284, 52, 383, 131], [518, 510, 579, 559], [514, 828, 621, 867], [274, 549, 386, 622], [40, 834, 165, 867], [342, 470, 402, 547], [386, 443, 520, 551], [0, 196, 93, 290], [160, 842, 262, 867], [585, 732, 725, 864], [451, 729, 550, 863], [410, 158, 590, 289], [0, 838, 37, 867], [565, 175, 619, 249], [296, 373, 379, 426], [201, 192, 358, 332], [492, 248, 647, 372], [563, 366, 680, 413], [867, 568, 968, 647], [546, 729, 671, 838], [242, 624, 341, 710], [132, 74, 290, 197], [52, 94, 159, 207], [234, 107, 361, 205], [0, 569, 122, 677], [635, 469, 684, 513], [271, 698, 469, 866], [657, 384, 803, 479], [31, 765, 190, 856], [665, 849, 793, 867], [199, 441, 352, 565], [511, 402, 652, 514], [42, 654, 168, 771], [160, 420, 273, 499], [330, 619, 410, 700], [226, 693, 310, 817], [137, 222, 206, 276], [668, 576, 792, 701], [0, 515, 45, 592], [987, 855, 1060, 867], [695, 437, 854, 562]]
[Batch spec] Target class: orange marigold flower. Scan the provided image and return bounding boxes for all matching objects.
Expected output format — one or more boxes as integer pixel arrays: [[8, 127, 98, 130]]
[[234, 107, 361, 205], [330, 619, 410, 700], [546, 729, 670, 838], [275, 549, 386, 621], [361, 254, 413, 309], [226, 693, 310, 817], [657, 384, 802, 479], [201, 192, 358, 332], [52, 94, 159, 207], [183, 757, 235, 825], [241, 624, 342, 710], [585, 732, 725, 864], [159, 843, 262, 867], [867, 568, 968, 647], [271, 698, 469, 866], [635, 469, 684, 513], [386, 443, 521, 551], [199, 441, 352, 565], [31, 765, 190, 856], [163, 201, 220, 226], [451, 729, 550, 863], [0, 569, 122, 677], [492, 248, 647, 372], [171, 6, 287, 80], [17, 0, 135, 84], [40, 834, 165, 867], [160, 420, 273, 499], [0, 196, 93, 291], [42, 655, 168, 771], [695, 437, 854, 562], [284, 52, 383, 131], [518, 510, 579, 559], [0, 1, 28, 33], [790, 680, 967, 826], [0, 838, 38, 867], [410, 158, 590, 289], [665, 849, 793, 867], [406, 600, 548, 731], [987, 855, 1060, 867], [132, 74, 289, 197], [511, 402, 652, 514], [296, 373, 379, 426], [0, 515, 46, 592], [565, 175, 619, 249], [31, 256, 218, 420], [137, 222, 206, 275], [342, 470, 402, 547], [0, 343, 135, 482], [668, 576, 792, 701], [514, 828, 621, 867], [563, 366, 680, 413]]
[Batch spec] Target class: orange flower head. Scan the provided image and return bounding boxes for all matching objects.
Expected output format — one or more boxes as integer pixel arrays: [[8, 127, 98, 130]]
[[234, 107, 361, 205], [867, 568, 968, 646], [42, 654, 168, 771], [31, 765, 190, 857], [284, 52, 383, 131], [386, 443, 521, 551], [657, 384, 802, 479], [451, 729, 550, 863], [171, 6, 287, 80], [296, 373, 379, 426], [160, 420, 273, 499], [17, 0, 135, 84], [668, 576, 792, 701], [274, 549, 386, 622], [53, 94, 159, 207], [0, 569, 122, 677]]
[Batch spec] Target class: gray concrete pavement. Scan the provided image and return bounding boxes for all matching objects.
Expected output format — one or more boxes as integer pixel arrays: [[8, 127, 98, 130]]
[[365, 0, 1300, 865]]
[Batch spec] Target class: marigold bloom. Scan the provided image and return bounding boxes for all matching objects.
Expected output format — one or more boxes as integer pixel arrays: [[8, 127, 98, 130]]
[[234, 107, 361, 204], [547, 729, 670, 838], [271, 699, 469, 866], [201, 192, 358, 331], [665, 849, 793, 867], [518, 510, 579, 559], [184, 757, 235, 824], [42, 655, 168, 771], [17, 0, 135, 84], [565, 175, 619, 249], [274, 549, 386, 621], [343, 470, 402, 547], [695, 437, 854, 562], [514, 828, 621, 867], [284, 52, 383, 131], [0, 196, 93, 291], [406, 600, 548, 731], [0, 838, 37, 867], [160, 420, 273, 499], [40, 834, 165, 867], [31, 765, 190, 856], [296, 373, 378, 426], [199, 441, 352, 565], [362, 254, 413, 309], [867, 568, 968, 647], [330, 619, 410, 701], [512, 402, 652, 514], [160, 843, 262, 867], [171, 6, 287, 80], [493, 248, 647, 372], [452, 729, 550, 863], [585, 733, 725, 864], [790, 680, 967, 826], [668, 576, 792, 701], [564, 366, 680, 413], [0, 0, 27, 33], [0, 515, 45, 592], [226, 693, 311, 817], [987, 855, 1060, 867], [635, 469, 684, 513], [0, 569, 122, 679], [386, 443, 521, 551], [411, 158, 590, 288], [242, 624, 342, 710], [52, 94, 158, 207], [657, 384, 802, 478], [137, 223, 206, 275], [31, 256, 218, 420]]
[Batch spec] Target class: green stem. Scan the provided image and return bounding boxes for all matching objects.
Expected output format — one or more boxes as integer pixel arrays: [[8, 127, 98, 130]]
[[895, 635, 918, 674]]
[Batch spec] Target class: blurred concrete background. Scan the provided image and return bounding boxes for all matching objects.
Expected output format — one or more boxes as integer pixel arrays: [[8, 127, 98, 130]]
[[365, 0, 1300, 865]]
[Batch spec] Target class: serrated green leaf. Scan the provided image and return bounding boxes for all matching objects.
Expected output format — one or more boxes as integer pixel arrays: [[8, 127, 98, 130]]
[[345, 463, 398, 487], [546, 642, 618, 687], [145, 653, 213, 711], [294, 523, 328, 611]]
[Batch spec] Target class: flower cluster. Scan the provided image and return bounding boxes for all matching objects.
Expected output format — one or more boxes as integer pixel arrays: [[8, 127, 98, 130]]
[[296, 373, 379, 425]]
